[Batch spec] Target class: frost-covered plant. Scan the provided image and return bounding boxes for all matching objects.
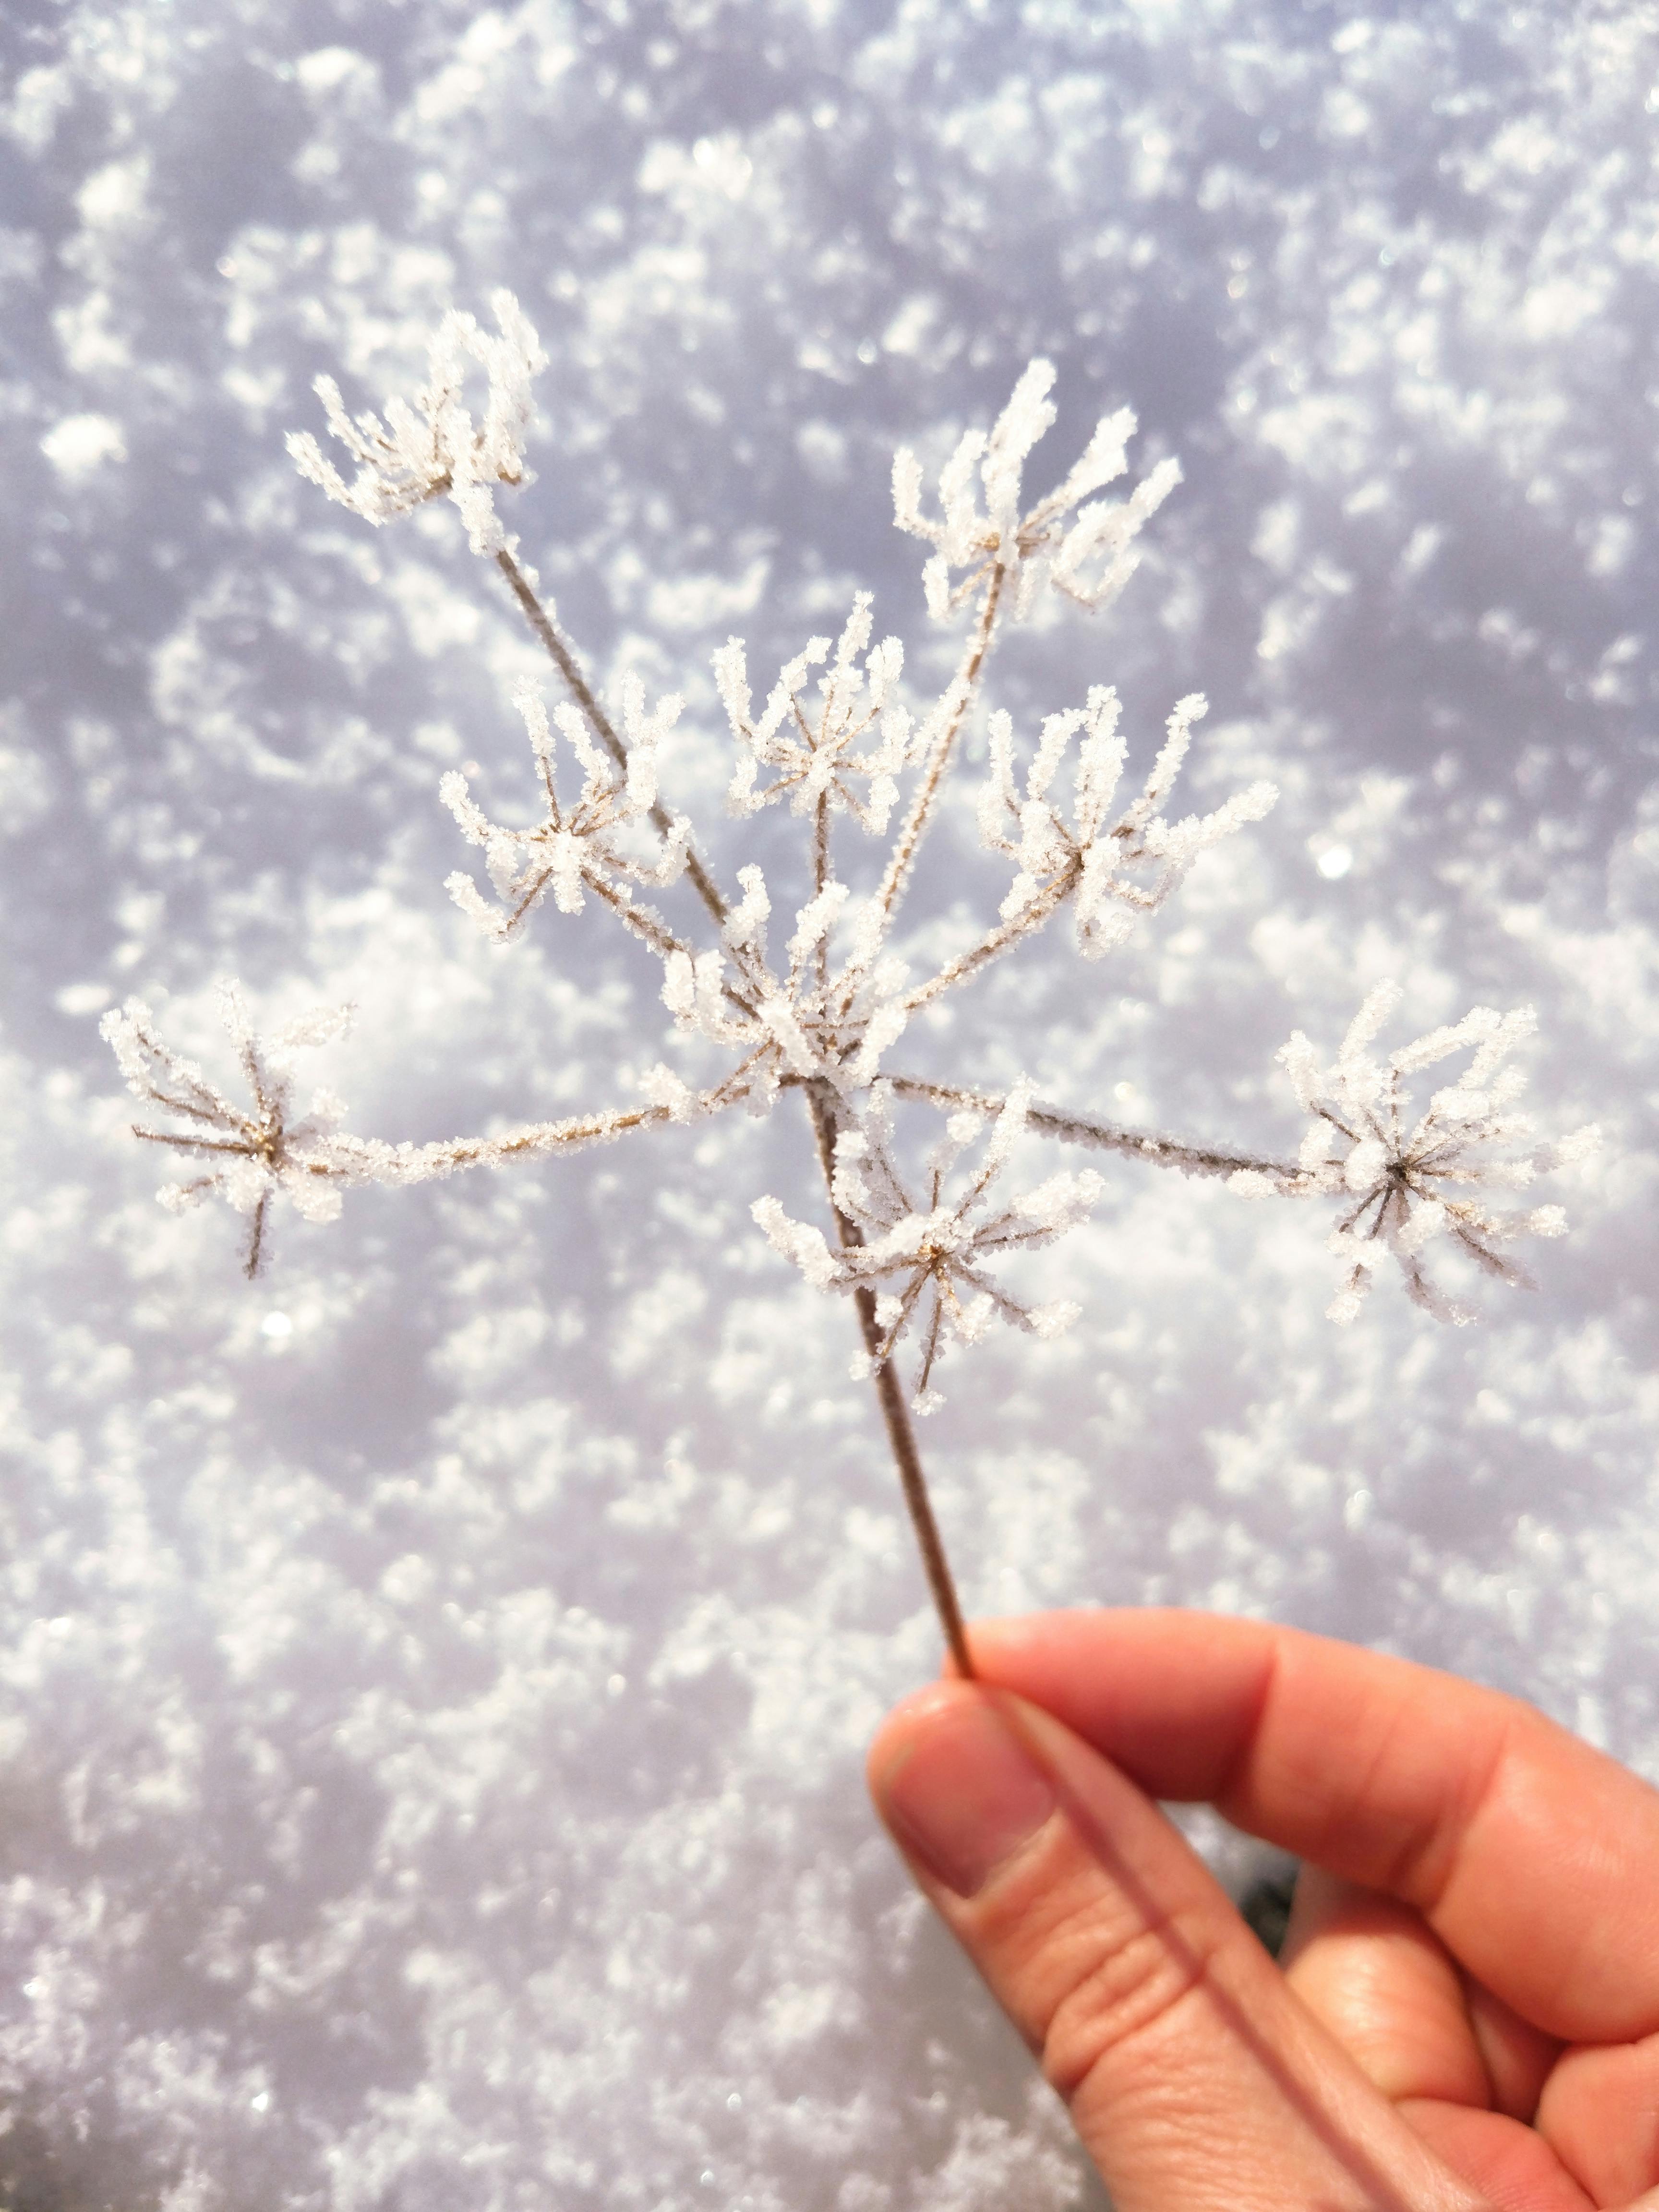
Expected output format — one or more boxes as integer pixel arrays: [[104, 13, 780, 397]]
[[103, 292, 1595, 1672]]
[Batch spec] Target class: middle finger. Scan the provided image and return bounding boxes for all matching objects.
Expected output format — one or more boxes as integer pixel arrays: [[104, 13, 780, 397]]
[[1283, 1869, 1559, 2121]]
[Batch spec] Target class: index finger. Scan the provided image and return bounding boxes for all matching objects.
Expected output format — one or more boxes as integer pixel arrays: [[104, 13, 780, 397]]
[[968, 1609, 1659, 2044]]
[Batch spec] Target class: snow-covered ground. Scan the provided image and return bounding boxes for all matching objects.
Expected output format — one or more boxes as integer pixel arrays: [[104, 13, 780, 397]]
[[2, 3, 1655, 2206]]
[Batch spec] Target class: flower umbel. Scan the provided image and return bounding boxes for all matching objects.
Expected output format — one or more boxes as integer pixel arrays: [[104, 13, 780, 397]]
[[285, 290, 546, 556], [442, 676, 690, 946], [102, 984, 358, 1277], [1250, 981, 1600, 1324], [752, 1083, 1103, 1411], [891, 356, 1182, 621], [716, 594, 912, 839], [976, 686, 1278, 963]]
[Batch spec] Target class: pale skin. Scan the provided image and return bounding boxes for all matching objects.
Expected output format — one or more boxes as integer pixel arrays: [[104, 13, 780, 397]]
[[866, 1611, 1659, 2212]]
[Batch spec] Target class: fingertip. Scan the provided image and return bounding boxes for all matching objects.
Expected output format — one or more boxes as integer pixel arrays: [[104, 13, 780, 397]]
[[868, 1683, 1059, 1901], [871, 1673, 978, 1725], [866, 1677, 991, 1800]]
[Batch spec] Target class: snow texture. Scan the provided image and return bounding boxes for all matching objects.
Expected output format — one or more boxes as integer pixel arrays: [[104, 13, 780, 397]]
[[1, 2, 1655, 2208]]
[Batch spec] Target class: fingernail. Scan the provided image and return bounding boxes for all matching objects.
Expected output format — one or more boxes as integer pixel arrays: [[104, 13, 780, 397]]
[[877, 1695, 1057, 1899]]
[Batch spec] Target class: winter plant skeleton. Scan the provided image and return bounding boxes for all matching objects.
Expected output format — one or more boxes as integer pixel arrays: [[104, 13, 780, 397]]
[[102, 293, 1595, 1676]]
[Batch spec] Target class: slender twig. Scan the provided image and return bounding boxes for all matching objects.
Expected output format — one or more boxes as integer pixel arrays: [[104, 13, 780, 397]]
[[888, 1076, 1304, 1183], [244, 1191, 268, 1281], [805, 1078, 974, 1678], [577, 868, 696, 964], [900, 868, 1077, 1017], [866, 566, 1004, 936]]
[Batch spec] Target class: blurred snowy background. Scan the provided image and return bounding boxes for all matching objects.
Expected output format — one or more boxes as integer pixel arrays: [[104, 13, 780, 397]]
[[1, 0, 1655, 2205]]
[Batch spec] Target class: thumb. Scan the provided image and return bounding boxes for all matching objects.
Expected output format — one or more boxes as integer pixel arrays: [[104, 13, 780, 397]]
[[867, 1683, 1480, 2212]]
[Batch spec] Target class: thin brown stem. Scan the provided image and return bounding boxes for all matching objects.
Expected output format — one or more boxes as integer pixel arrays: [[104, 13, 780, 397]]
[[580, 866, 695, 963], [861, 1291, 973, 1680], [804, 1080, 974, 1679], [495, 548, 729, 928], [888, 1076, 1305, 1184], [244, 1191, 268, 1280]]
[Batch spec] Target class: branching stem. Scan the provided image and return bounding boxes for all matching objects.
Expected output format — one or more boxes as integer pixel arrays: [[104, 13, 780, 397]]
[[901, 869, 1076, 1017]]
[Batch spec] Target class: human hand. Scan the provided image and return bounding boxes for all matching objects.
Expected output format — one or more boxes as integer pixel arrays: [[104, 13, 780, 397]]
[[867, 1611, 1659, 2212]]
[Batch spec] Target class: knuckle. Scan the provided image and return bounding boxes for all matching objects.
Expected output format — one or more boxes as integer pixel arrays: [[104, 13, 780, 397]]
[[1036, 1900, 1221, 2104]]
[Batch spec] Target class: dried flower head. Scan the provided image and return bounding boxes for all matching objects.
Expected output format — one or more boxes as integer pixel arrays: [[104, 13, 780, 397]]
[[753, 1082, 1102, 1412], [977, 686, 1277, 961], [441, 676, 689, 944], [1229, 981, 1600, 1324], [891, 357, 1183, 620], [285, 290, 546, 556], [717, 594, 911, 837], [102, 984, 358, 1277]]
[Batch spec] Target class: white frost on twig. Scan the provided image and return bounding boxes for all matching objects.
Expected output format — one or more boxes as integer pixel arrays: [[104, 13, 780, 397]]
[[104, 983, 765, 1272]]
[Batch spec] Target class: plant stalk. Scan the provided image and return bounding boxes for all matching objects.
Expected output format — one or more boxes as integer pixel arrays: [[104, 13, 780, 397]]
[[805, 1081, 974, 1679]]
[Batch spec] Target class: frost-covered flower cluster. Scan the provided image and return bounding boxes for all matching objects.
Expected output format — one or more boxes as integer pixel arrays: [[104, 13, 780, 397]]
[[109, 295, 1595, 1659], [716, 592, 910, 837], [285, 290, 545, 557], [440, 676, 690, 942], [976, 686, 1276, 962], [754, 1082, 1103, 1412], [1229, 983, 1600, 1325], [103, 984, 358, 1277], [891, 357, 1182, 620]]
